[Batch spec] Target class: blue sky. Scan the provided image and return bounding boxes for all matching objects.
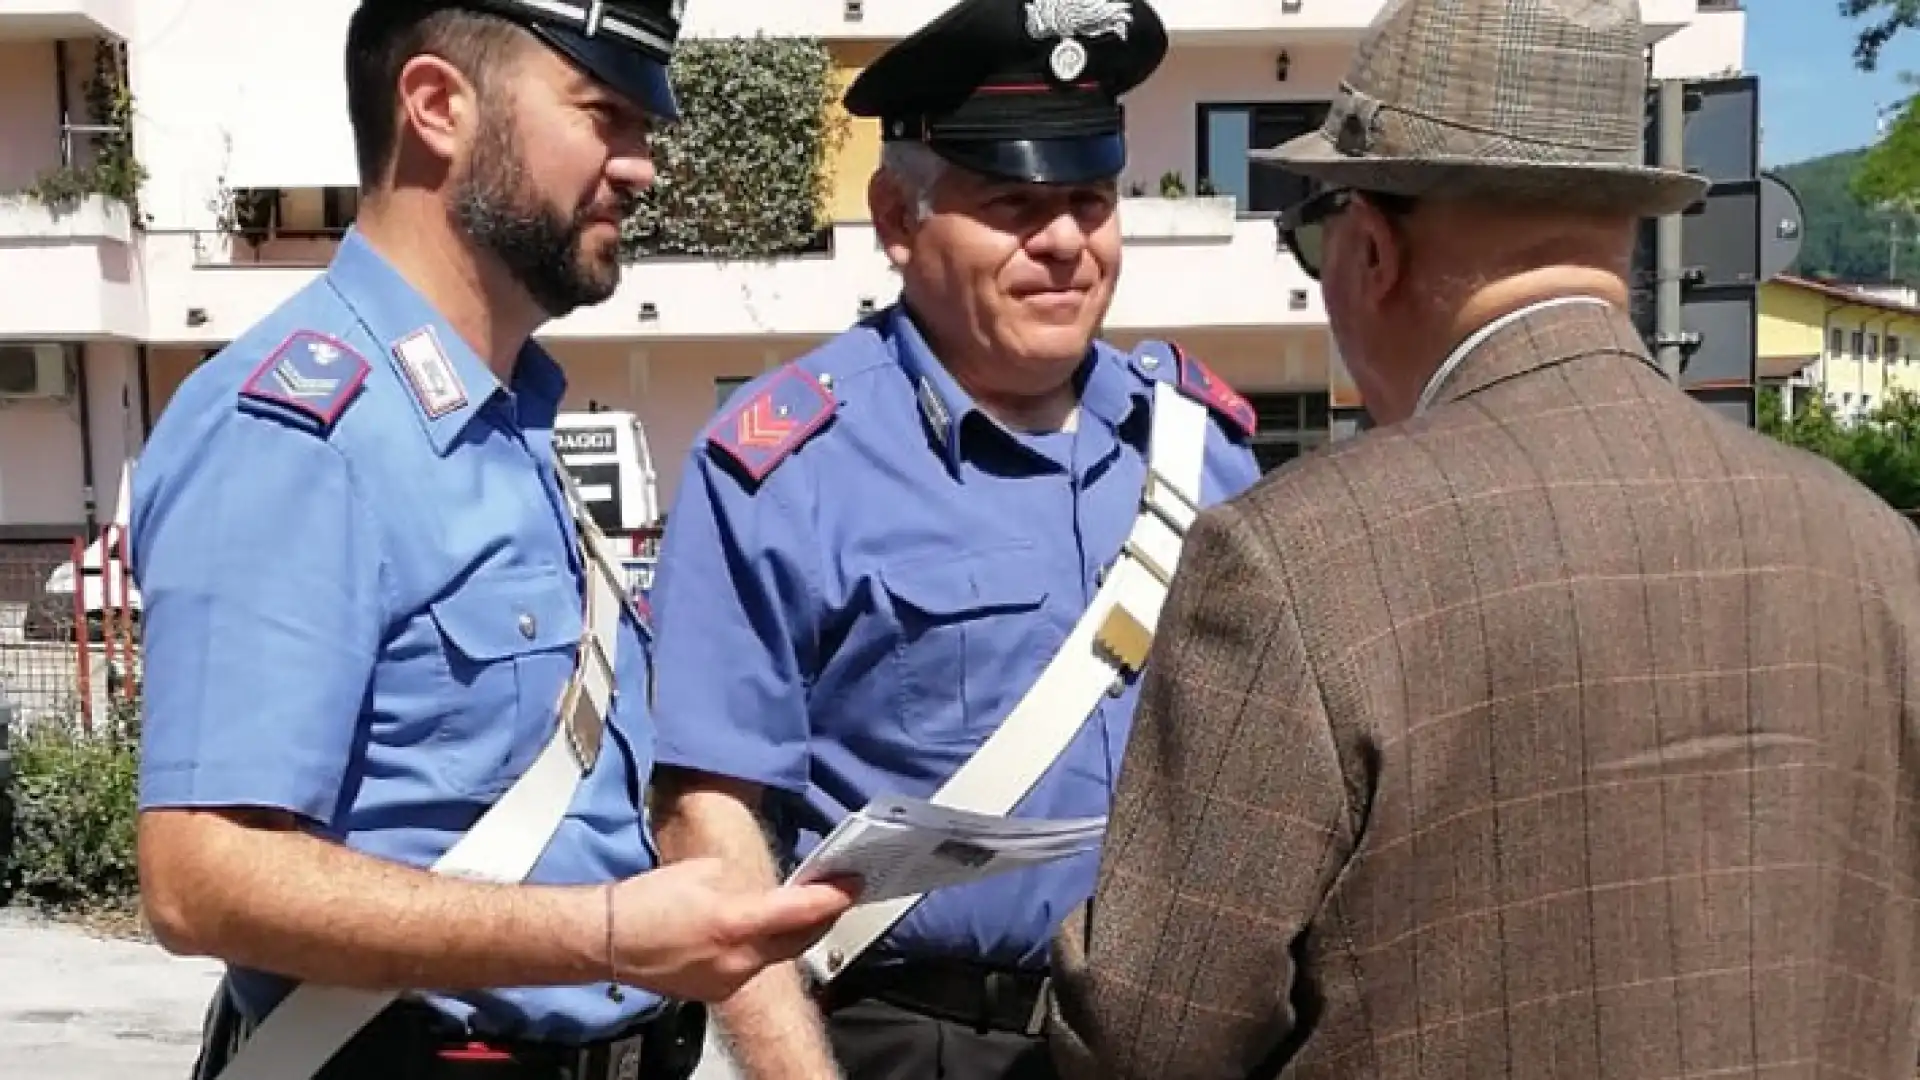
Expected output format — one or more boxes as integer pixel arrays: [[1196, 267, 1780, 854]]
[[1754, 0, 1920, 167]]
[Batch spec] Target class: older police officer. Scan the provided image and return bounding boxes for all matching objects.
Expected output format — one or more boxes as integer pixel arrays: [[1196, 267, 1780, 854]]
[[645, 0, 1264, 1077], [132, 3, 855, 1079]]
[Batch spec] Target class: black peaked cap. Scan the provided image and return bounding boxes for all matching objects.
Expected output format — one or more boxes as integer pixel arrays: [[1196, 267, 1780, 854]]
[[844, 0, 1168, 184], [358, 0, 686, 121]]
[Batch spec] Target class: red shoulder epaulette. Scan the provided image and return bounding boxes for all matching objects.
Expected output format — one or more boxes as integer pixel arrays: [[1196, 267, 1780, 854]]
[[707, 365, 837, 482], [1171, 342, 1257, 438], [237, 330, 370, 433]]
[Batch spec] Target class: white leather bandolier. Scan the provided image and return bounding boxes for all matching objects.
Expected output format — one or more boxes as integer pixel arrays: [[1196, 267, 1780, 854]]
[[801, 380, 1211, 985], [211, 464, 635, 1080]]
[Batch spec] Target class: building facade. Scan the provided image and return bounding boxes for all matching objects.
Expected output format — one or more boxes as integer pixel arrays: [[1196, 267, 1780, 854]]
[[0, 0, 1746, 543], [1759, 274, 1920, 420]]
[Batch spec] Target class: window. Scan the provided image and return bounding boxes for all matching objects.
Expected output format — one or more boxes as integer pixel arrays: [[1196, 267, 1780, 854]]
[[1888, 335, 1903, 364], [714, 376, 752, 412], [322, 187, 360, 231], [1196, 102, 1330, 214], [1243, 391, 1330, 473], [1829, 328, 1844, 358], [1868, 333, 1880, 361], [1852, 330, 1865, 357]]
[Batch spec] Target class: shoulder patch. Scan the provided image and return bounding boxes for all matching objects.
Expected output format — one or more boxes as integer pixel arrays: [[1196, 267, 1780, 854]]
[[1169, 342, 1257, 438], [238, 330, 369, 432], [708, 365, 836, 483]]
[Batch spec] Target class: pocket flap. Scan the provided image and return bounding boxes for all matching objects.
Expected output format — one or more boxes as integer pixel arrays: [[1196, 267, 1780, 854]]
[[429, 565, 585, 661], [879, 549, 1049, 619]]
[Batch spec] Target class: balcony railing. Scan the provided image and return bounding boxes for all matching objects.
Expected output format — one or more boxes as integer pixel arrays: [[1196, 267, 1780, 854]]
[[683, 0, 1698, 43], [149, 198, 1323, 343], [0, 194, 143, 339]]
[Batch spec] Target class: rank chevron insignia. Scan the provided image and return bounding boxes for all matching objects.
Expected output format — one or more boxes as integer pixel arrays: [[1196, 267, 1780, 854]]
[[238, 330, 370, 432], [736, 396, 797, 449], [709, 366, 837, 483]]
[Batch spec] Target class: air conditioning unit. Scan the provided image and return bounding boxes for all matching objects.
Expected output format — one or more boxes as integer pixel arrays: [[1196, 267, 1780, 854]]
[[0, 343, 75, 400]]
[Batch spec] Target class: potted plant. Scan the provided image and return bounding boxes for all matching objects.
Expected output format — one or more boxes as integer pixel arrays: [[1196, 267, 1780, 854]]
[[1119, 170, 1237, 240]]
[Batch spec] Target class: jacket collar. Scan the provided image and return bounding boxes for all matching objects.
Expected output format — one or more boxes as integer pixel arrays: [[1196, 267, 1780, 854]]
[[1420, 297, 1653, 413]]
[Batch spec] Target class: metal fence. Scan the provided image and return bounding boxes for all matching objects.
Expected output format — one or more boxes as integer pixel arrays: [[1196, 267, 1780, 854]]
[[0, 532, 140, 734]]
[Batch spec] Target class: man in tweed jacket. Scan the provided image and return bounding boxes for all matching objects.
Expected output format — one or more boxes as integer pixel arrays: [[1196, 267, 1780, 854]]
[[1046, 1, 1920, 1077]]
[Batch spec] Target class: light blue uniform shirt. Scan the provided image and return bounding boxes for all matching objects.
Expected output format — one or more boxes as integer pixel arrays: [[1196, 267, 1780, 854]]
[[649, 304, 1262, 969], [133, 229, 664, 1043]]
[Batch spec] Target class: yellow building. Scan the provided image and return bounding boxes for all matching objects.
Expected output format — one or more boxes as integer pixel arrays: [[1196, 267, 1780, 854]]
[[825, 42, 887, 225], [1761, 274, 1920, 419]]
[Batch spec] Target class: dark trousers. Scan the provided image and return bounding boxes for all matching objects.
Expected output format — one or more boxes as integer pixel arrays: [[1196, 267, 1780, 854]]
[[190, 979, 703, 1080], [826, 998, 1059, 1080]]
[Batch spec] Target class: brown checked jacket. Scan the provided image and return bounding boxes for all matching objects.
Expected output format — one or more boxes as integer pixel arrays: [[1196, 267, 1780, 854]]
[[1048, 301, 1920, 1080]]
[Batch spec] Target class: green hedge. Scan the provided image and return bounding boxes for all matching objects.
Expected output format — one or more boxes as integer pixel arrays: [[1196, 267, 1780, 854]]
[[3, 701, 140, 912], [1760, 385, 1920, 511], [623, 36, 848, 259]]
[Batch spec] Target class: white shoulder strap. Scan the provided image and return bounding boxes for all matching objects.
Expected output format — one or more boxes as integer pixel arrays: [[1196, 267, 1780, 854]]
[[803, 381, 1211, 983], [210, 464, 630, 1080]]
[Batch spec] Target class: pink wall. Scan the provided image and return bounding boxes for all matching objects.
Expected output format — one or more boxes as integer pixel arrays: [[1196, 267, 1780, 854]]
[[0, 40, 64, 194], [0, 395, 86, 527], [0, 343, 143, 530]]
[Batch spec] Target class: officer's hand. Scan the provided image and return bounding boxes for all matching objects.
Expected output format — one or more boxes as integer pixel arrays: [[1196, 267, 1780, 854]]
[[609, 857, 859, 1002]]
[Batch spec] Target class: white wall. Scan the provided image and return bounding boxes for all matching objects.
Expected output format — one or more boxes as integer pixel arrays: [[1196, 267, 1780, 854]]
[[1652, 7, 1747, 79], [125, 1, 1741, 230], [129, 0, 349, 231], [83, 342, 143, 523]]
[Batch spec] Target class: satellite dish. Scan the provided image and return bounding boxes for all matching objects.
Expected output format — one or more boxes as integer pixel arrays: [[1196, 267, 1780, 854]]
[[1758, 172, 1806, 282]]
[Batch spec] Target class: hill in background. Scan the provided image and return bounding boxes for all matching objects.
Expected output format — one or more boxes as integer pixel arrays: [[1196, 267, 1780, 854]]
[[1776, 148, 1920, 286]]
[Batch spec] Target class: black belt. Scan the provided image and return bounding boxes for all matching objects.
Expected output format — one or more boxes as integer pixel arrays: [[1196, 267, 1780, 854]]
[[817, 956, 1051, 1036], [312, 999, 707, 1080]]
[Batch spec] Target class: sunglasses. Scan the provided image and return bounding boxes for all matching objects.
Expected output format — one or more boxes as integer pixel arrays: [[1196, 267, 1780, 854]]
[[1275, 187, 1417, 280]]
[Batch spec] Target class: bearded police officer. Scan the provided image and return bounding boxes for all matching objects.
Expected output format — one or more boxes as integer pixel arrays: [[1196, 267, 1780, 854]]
[[644, 1, 1264, 1077], [132, 3, 855, 1079]]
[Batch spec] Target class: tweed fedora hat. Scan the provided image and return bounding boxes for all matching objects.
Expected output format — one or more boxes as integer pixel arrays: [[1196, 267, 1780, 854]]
[[1251, 0, 1709, 216]]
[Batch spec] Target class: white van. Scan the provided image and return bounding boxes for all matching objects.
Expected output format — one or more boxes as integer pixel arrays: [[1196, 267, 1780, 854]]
[[552, 409, 664, 601]]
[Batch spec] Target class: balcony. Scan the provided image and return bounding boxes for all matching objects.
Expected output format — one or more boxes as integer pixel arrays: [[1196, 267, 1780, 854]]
[[140, 199, 1324, 345], [0, 0, 134, 41], [0, 194, 143, 339], [684, 0, 1392, 44], [685, 0, 1698, 45]]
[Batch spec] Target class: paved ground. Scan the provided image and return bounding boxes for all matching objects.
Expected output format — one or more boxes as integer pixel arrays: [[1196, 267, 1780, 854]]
[[0, 908, 222, 1078], [0, 908, 740, 1078]]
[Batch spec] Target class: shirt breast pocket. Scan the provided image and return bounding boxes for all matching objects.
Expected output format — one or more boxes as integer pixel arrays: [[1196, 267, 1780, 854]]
[[424, 566, 585, 798], [879, 549, 1051, 743]]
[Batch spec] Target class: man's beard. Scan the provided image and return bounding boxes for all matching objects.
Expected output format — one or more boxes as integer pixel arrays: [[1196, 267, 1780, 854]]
[[450, 117, 629, 319]]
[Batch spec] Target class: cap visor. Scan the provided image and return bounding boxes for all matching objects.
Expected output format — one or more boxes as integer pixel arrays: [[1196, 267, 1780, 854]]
[[931, 133, 1127, 185], [1248, 128, 1343, 168], [532, 25, 680, 122]]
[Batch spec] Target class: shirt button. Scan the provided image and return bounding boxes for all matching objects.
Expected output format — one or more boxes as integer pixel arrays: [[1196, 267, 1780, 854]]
[[517, 612, 537, 639]]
